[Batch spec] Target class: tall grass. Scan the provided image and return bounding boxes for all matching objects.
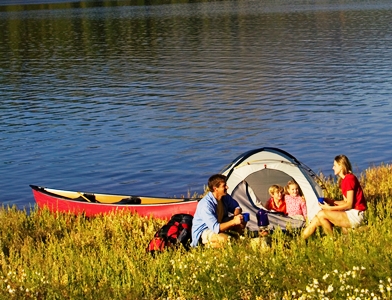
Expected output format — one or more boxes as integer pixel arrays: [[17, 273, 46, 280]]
[[1, 164, 392, 299]]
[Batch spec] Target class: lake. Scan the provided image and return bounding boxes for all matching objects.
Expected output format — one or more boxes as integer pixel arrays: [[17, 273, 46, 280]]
[[1, 0, 392, 208]]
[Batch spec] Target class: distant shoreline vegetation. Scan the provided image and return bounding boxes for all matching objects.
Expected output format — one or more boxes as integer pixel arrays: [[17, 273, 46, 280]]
[[0, 163, 391, 299], [0, 0, 200, 12]]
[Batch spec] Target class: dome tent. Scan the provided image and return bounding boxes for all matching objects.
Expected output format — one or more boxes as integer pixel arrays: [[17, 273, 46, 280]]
[[221, 147, 324, 231]]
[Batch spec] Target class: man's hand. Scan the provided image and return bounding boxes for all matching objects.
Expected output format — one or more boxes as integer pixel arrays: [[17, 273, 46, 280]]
[[219, 214, 244, 233], [232, 214, 243, 225]]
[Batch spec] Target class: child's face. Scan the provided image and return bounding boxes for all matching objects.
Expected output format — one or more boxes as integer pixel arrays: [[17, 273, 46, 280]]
[[272, 190, 283, 201], [288, 184, 299, 197]]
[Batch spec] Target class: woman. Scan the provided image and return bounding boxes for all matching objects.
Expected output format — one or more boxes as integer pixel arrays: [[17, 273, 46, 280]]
[[302, 155, 367, 239]]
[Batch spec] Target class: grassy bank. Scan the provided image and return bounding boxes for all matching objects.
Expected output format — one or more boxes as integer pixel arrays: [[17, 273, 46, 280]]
[[1, 164, 392, 299]]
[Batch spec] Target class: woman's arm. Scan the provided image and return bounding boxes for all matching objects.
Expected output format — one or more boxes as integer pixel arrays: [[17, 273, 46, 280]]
[[321, 190, 354, 211]]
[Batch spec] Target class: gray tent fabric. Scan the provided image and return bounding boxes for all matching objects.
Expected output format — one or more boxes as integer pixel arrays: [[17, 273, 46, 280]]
[[230, 180, 259, 231], [266, 213, 305, 231], [244, 168, 294, 207]]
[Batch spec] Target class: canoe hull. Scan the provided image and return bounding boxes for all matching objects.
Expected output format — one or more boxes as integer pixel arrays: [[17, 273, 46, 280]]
[[31, 186, 198, 219]]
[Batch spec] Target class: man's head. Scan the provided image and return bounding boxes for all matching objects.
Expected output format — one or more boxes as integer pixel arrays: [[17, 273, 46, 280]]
[[208, 174, 228, 200]]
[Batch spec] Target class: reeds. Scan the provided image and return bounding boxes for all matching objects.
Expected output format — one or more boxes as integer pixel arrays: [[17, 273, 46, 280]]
[[1, 164, 391, 299]]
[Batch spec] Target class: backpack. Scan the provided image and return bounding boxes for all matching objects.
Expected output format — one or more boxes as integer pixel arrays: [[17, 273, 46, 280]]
[[146, 214, 193, 255]]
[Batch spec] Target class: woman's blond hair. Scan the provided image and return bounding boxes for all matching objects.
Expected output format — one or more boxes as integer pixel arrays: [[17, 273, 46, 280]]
[[334, 154, 353, 184], [334, 154, 353, 175]]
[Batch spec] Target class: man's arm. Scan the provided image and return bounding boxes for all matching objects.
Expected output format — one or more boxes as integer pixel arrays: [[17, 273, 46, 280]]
[[219, 214, 243, 232], [234, 207, 242, 216]]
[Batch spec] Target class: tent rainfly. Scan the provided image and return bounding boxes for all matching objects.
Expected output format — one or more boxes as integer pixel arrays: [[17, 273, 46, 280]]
[[221, 147, 324, 231]]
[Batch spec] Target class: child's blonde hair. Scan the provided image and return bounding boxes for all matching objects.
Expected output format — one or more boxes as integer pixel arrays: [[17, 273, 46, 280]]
[[285, 180, 304, 197], [268, 184, 284, 196]]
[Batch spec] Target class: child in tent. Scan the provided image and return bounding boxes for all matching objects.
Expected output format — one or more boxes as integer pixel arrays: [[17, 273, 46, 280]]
[[265, 184, 287, 214], [284, 180, 307, 221], [256, 184, 287, 237]]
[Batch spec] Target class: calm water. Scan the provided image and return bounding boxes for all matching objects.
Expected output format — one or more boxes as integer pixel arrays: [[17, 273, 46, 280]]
[[1, 0, 392, 208]]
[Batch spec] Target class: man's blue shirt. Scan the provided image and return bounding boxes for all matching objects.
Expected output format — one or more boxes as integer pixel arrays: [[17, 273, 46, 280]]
[[191, 192, 240, 247]]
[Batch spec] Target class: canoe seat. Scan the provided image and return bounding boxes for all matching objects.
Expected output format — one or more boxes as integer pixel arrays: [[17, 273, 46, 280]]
[[74, 193, 98, 203], [116, 197, 142, 205]]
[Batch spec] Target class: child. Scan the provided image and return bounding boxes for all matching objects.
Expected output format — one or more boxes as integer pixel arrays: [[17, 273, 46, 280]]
[[256, 184, 286, 237], [284, 180, 307, 221], [265, 184, 286, 214]]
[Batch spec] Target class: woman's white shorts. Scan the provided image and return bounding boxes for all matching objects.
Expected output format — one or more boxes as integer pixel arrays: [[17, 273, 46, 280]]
[[345, 209, 365, 228]]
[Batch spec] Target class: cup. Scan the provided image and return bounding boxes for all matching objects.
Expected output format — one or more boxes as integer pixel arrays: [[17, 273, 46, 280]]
[[242, 212, 250, 222], [318, 197, 325, 204]]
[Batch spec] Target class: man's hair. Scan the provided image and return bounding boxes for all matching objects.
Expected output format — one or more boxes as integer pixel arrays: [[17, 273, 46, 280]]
[[208, 174, 227, 191], [268, 184, 284, 196], [334, 154, 353, 175]]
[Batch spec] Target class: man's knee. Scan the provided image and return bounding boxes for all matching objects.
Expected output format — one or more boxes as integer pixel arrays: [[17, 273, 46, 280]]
[[201, 229, 229, 247], [215, 233, 229, 243], [208, 233, 230, 248]]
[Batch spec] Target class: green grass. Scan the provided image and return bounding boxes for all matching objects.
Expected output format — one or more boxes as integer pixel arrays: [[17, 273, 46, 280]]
[[1, 164, 392, 299]]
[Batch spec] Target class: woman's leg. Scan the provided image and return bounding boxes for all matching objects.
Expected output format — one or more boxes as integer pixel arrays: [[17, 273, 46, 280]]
[[317, 211, 334, 235], [302, 215, 321, 239], [317, 210, 351, 234], [303, 210, 352, 239]]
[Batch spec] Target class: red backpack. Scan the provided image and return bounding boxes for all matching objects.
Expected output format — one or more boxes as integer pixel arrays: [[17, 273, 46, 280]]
[[146, 214, 193, 255]]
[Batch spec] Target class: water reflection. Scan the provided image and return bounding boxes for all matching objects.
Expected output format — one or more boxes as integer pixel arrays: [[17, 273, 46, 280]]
[[1, 0, 392, 207]]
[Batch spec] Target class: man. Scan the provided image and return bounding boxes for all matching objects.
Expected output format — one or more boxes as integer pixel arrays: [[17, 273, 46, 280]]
[[191, 174, 245, 248]]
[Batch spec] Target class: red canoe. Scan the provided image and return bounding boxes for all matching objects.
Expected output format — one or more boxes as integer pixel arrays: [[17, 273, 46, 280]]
[[30, 185, 199, 219]]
